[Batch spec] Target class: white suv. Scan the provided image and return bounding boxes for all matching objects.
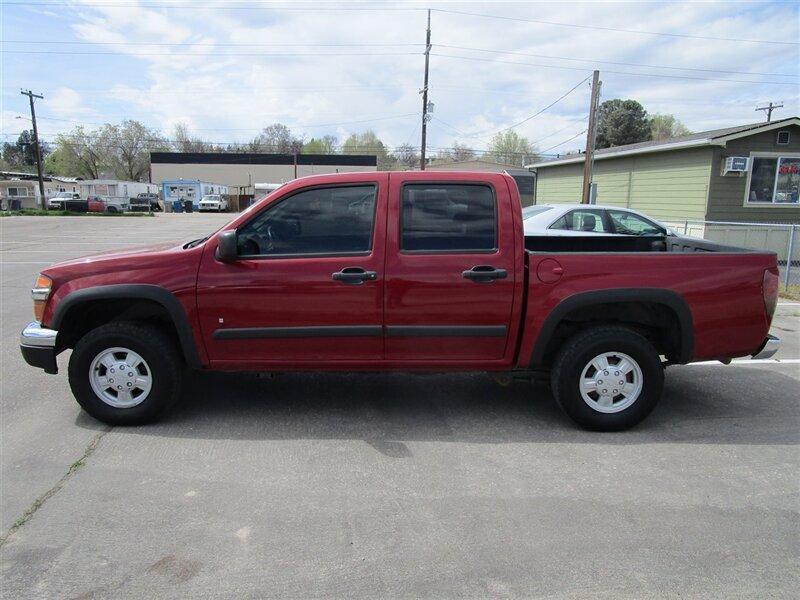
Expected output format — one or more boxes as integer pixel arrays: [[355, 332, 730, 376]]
[[198, 195, 228, 212], [48, 191, 81, 210]]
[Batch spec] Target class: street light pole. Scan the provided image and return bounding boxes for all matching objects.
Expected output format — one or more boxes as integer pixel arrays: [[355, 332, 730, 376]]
[[20, 90, 46, 209]]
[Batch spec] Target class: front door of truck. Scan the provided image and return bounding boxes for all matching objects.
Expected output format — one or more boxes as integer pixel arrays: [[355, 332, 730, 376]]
[[383, 174, 517, 364], [197, 174, 387, 367]]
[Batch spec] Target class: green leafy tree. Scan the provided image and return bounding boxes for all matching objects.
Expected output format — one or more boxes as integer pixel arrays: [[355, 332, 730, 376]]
[[649, 113, 692, 141], [488, 130, 538, 166], [99, 120, 168, 181], [302, 135, 337, 154], [342, 130, 396, 170], [1, 130, 49, 169], [50, 126, 105, 179], [595, 99, 651, 148]]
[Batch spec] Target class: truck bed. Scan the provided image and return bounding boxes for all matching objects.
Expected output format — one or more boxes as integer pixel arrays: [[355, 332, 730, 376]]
[[524, 234, 753, 254], [519, 234, 778, 367]]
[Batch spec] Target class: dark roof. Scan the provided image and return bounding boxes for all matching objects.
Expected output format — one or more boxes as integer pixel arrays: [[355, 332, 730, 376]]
[[150, 152, 377, 167], [593, 118, 798, 157], [530, 116, 800, 167]]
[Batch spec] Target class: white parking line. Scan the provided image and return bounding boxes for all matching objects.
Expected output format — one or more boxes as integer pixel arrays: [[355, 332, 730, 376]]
[[685, 358, 800, 366]]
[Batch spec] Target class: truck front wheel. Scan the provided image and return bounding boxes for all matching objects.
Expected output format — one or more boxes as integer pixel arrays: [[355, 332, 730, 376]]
[[68, 322, 183, 425], [550, 326, 664, 431]]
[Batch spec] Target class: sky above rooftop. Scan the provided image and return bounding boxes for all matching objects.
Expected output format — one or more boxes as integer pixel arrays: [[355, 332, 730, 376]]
[[2, 0, 799, 158]]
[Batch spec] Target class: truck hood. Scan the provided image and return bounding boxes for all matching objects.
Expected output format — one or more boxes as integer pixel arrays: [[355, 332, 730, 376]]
[[49, 241, 182, 268]]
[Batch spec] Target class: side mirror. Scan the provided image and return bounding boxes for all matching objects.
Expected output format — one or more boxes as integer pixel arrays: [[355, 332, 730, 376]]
[[216, 230, 238, 263]]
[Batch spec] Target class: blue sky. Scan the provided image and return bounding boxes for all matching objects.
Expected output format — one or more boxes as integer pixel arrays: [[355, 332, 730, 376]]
[[2, 0, 798, 158]]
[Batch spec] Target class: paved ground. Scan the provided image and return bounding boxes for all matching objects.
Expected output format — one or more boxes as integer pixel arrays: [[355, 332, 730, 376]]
[[1, 214, 798, 599]]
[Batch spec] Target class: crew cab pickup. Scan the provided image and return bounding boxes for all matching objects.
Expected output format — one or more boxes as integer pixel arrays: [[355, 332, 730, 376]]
[[20, 171, 780, 431]]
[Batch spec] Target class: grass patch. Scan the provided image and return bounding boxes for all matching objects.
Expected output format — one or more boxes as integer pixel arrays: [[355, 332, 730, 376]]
[[779, 283, 800, 301], [0, 429, 109, 546], [0, 209, 152, 217]]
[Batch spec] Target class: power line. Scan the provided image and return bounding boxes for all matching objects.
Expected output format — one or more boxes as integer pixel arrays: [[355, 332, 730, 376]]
[[431, 53, 800, 86], [4, 1, 422, 9], [1, 39, 423, 48], [3, 49, 420, 57], [435, 44, 798, 79], [31, 113, 418, 130], [540, 130, 588, 155], [431, 8, 800, 46], [467, 75, 590, 137]]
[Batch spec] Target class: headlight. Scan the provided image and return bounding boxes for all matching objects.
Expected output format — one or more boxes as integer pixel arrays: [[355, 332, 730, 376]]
[[32, 274, 53, 322]]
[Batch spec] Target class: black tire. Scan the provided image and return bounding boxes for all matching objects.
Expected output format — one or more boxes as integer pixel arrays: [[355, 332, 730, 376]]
[[107, 206, 118, 214], [68, 321, 183, 425], [550, 326, 664, 431]]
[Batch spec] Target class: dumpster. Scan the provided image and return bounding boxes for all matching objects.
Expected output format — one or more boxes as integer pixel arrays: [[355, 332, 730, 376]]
[[183, 199, 193, 213], [172, 199, 183, 213]]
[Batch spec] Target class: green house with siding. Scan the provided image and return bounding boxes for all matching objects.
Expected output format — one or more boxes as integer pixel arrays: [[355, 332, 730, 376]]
[[528, 117, 800, 225]]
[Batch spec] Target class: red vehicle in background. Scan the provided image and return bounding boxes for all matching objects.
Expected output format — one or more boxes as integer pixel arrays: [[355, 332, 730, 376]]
[[87, 196, 106, 213], [20, 171, 780, 431]]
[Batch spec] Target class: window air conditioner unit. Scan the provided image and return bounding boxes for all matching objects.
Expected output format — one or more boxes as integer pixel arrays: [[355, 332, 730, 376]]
[[723, 156, 748, 174]]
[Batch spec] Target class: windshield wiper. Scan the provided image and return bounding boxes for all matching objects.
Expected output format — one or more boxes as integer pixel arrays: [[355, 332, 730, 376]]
[[184, 236, 209, 249]]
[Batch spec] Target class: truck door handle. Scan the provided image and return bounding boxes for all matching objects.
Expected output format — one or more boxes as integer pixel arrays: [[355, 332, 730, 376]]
[[332, 267, 377, 285], [462, 265, 507, 282]]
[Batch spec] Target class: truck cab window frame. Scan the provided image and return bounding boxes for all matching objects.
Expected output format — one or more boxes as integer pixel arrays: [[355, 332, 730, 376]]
[[235, 183, 378, 259], [400, 183, 498, 254]]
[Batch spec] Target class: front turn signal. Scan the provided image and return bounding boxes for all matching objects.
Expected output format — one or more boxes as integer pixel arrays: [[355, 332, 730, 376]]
[[32, 274, 53, 322]]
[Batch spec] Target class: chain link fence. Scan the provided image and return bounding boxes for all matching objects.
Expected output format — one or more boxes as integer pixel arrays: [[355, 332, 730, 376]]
[[663, 219, 799, 290]]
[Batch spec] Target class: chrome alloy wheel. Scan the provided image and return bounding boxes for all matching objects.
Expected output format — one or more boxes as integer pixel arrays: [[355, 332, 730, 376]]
[[579, 351, 643, 414], [89, 347, 152, 408]]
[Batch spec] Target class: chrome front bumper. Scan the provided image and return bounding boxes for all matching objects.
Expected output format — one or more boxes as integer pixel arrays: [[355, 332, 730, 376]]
[[752, 334, 780, 360], [20, 321, 59, 374]]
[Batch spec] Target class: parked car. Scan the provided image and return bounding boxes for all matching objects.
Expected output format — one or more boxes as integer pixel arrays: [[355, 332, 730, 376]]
[[20, 171, 779, 431], [130, 193, 161, 212], [87, 196, 106, 213], [523, 204, 676, 237], [107, 197, 131, 213], [198, 194, 228, 212], [47, 191, 81, 210]]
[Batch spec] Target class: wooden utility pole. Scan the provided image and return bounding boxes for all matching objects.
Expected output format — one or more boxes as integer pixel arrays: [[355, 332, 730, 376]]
[[755, 101, 783, 122], [420, 9, 431, 170], [581, 71, 601, 204], [21, 89, 46, 209]]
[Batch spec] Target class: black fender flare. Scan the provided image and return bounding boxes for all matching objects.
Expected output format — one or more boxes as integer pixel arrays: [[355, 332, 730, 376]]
[[51, 284, 201, 368], [529, 288, 694, 367]]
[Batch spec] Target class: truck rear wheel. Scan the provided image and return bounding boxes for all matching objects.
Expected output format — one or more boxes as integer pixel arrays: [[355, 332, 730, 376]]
[[68, 321, 182, 426], [550, 326, 663, 431]]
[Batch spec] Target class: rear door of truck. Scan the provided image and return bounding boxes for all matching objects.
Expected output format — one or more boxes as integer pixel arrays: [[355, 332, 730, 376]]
[[382, 172, 521, 364]]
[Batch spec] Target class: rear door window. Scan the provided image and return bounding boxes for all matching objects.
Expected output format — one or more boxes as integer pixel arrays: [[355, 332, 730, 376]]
[[607, 210, 664, 235], [549, 209, 607, 233], [401, 184, 496, 252]]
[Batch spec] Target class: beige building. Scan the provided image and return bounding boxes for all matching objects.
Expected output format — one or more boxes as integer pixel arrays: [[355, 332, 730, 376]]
[[0, 172, 82, 209], [150, 152, 378, 194]]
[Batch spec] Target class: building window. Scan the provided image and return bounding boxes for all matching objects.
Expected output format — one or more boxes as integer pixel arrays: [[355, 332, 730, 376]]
[[747, 155, 800, 204], [776, 131, 790, 145], [6, 187, 30, 197]]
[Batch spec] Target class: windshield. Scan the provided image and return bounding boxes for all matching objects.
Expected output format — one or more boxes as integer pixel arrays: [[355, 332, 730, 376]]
[[522, 205, 553, 219], [201, 195, 221, 202]]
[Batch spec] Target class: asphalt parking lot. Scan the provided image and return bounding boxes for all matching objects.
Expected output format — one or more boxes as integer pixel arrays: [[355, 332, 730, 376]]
[[1, 213, 798, 598]]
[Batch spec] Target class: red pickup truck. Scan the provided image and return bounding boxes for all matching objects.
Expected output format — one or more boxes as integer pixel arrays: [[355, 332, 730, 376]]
[[20, 171, 780, 431]]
